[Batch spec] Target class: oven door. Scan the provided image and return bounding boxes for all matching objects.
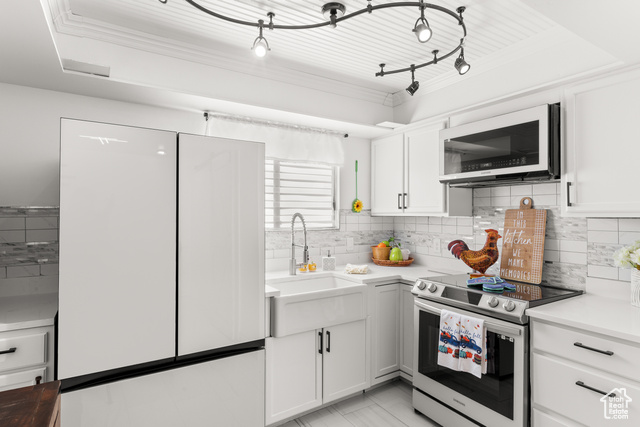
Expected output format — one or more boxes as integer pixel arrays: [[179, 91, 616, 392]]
[[413, 298, 528, 427]]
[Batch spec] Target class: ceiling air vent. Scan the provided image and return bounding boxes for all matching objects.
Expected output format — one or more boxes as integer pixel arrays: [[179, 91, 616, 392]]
[[62, 59, 110, 78]]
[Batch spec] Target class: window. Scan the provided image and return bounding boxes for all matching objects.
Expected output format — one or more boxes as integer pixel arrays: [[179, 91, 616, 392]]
[[266, 159, 339, 230]]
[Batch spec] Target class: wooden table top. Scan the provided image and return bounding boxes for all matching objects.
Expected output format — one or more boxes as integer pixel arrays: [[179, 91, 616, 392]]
[[0, 381, 61, 427]]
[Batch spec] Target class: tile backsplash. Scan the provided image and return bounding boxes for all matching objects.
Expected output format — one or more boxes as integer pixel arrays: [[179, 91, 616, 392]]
[[5, 192, 637, 292], [266, 209, 394, 271], [0, 207, 59, 280], [394, 183, 637, 291]]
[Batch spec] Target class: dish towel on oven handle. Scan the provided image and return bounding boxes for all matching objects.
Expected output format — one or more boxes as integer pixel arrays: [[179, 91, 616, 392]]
[[437, 309, 461, 371], [459, 314, 487, 378]]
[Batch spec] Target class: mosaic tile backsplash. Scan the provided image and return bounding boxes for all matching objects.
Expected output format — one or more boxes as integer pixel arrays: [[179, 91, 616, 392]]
[[0, 207, 59, 280]]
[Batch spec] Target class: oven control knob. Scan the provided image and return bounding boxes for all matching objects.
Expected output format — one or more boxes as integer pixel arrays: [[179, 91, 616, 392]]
[[427, 283, 438, 293], [487, 296, 499, 308], [416, 280, 427, 290], [503, 300, 517, 312]]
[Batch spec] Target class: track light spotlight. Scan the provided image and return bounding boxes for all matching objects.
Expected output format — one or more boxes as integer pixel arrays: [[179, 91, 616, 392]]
[[162, 0, 470, 81], [406, 66, 419, 96], [454, 48, 470, 75], [252, 20, 270, 57], [413, 4, 432, 43]]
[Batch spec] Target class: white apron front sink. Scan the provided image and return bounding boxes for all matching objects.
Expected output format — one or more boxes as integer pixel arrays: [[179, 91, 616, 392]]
[[269, 276, 367, 338]]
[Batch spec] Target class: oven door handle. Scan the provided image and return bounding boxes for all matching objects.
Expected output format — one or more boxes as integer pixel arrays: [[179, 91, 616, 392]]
[[414, 299, 522, 337]]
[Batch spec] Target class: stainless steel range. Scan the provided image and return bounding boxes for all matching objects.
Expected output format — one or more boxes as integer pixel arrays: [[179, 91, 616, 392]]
[[411, 273, 582, 427]]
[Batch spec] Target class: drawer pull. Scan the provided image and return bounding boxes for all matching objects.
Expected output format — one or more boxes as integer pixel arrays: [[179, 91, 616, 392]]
[[0, 347, 17, 355], [576, 381, 615, 398], [573, 342, 614, 356]]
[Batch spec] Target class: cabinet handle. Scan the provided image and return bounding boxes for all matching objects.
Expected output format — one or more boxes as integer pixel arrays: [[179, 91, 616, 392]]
[[575, 381, 614, 398], [566, 182, 572, 207], [35, 376, 42, 385], [326, 331, 331, 353], [318, 331, 323, 354], [0, 347, 17, 355], [403, 193, 408, 209], [574, 342, 614, 356], [398, 193, 402, 210]]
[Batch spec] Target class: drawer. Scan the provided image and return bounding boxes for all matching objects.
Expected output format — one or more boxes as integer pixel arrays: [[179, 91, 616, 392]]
[[532, 353, 640, 426], [532, 321, 640, 381], [0, 330, 47, 373], [0, 367, 47, 392], [532, 408, 580, 427]]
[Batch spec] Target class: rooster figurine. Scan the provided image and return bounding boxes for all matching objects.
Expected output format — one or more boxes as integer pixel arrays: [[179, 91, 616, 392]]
[[447, 229, 502, 274]]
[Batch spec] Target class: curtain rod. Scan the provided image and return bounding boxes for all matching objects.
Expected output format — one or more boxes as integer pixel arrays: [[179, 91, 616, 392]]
[[204, 112, 348, 138]]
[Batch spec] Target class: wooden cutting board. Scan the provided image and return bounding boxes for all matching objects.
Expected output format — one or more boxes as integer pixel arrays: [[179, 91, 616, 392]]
[[499, 197, 547, 284]]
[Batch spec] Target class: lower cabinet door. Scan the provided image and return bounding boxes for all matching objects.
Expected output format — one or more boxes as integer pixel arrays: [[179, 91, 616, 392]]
[[400, 284, 414, 376], [323, 320, 368, 404], [266, 331, 322, 425], [373, 284, 400, 383]]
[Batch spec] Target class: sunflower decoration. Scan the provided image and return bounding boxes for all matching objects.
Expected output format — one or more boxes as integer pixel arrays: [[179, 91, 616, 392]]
[[352, 160, 363, 213]]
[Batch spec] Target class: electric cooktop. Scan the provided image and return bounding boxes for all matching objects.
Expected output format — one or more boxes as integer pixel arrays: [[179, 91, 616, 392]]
[[412, 273, 583, 324]]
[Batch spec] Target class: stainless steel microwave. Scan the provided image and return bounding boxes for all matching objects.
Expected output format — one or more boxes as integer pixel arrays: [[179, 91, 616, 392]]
[[439, 104, 560, 185]]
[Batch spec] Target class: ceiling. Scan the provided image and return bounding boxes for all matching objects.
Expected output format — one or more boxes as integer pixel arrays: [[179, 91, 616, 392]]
[[2, 1, 639, 137], [48, 0, 561, 98]]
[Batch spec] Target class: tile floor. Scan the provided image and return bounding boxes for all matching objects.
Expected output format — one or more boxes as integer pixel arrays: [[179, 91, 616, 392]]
[[279, 380, 440, 427]]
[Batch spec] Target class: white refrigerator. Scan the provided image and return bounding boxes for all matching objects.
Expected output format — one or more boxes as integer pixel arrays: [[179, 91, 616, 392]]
[[58, 119, 265, 426]]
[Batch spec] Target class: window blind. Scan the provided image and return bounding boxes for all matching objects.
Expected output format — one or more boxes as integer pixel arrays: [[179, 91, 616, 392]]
[[266, 159, 338, 230]]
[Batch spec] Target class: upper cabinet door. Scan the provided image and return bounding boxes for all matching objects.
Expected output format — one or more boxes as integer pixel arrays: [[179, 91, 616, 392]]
[[59, 119, 177, 380], [178, 134, 265, 356], [371, 134, 404, 215], [404, 122, 447, 215], [562, 68, 640, 217]]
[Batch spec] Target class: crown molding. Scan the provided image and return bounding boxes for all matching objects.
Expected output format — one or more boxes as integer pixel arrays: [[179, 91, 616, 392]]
[[43, 0, 393, 106]]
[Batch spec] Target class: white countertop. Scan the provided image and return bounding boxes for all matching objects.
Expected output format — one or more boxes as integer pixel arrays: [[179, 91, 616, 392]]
[[265, 263, 455, 297], [0, 293, 58, 332], [527, 294, 640, 343]]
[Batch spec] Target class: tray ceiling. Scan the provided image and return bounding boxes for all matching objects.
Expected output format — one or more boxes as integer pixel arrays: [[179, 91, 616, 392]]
[[50, 0, 559, 97]]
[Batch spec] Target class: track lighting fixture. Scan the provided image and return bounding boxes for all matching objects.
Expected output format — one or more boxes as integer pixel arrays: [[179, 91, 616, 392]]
[[251, 19, 270, 58], [406, 66, 419, 96], [160, 1, 469, 80], [413, 2, 432, 43], [454, 48, 470, 75]]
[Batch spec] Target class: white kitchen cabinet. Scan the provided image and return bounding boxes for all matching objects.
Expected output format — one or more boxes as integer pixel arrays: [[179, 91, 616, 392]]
[[400, 284, 414, 378], [371, 133, 404, 215], [531, 319, 640, 426], [323, 320, 368, 403], [371, 122, 471, 216], [371, 283, 400, 385], [0, 326, 54, 391], [265, 330, 321, 425], [266, 320, 367, 425], [562, 67, 640, 217]]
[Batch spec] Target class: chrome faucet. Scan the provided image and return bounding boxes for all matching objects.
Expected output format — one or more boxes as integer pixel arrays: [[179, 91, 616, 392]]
[[289, 213, 309, 275]]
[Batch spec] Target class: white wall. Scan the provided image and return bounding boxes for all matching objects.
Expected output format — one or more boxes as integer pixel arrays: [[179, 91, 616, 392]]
[[0, 82, 371, 208], [339, 136, 370, 212]]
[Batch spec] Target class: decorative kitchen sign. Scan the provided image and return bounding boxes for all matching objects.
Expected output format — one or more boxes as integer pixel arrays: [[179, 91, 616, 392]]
[[499, 197, 547, 284]]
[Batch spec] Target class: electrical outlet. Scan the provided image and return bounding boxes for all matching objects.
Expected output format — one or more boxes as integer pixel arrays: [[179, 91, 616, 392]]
[[433, 238, 441, 254], [347, 237, 354, 250]]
